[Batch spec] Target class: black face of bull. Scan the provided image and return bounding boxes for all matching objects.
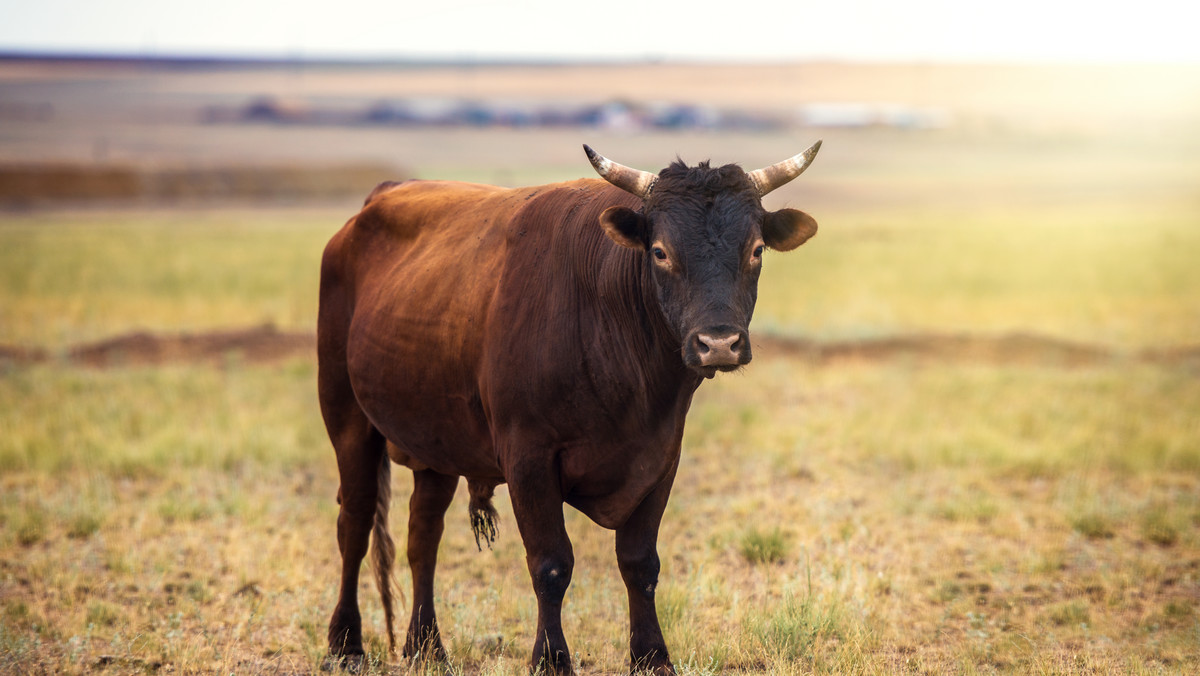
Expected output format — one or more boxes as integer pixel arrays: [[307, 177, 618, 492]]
[[590, 152, 820, 378]]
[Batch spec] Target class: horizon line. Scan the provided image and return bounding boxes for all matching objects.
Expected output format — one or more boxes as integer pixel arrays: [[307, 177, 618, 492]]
[[2, 49, 1197, 69]]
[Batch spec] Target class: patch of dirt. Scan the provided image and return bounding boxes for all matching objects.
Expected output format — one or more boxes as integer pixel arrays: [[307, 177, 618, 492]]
[[2, 326, 1198, 369], [1, 325, 314, 367], [754, 332, 1148, 367]]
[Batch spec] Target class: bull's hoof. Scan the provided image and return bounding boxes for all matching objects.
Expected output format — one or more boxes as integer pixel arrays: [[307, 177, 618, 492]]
[[630, 654, 676, 675], [321, 652, 365, 673], [531, 654, 574, 676], [403, 629, 448, 663], [631, 664, 676, 676]]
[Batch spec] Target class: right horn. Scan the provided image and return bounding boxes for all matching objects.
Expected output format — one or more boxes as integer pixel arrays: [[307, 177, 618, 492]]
[[745, 140, 822, 197], [583, 145, 658, 199]]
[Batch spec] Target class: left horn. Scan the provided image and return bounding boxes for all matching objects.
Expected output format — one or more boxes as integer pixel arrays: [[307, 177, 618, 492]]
[[583, 145, 658, 198], [745, 140, 822, 197]]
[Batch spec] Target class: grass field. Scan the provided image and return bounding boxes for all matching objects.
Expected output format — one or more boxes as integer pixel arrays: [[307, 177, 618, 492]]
[[3, 355, 1199, 674], [2, 60, 1200, 674], [3, 198, 1198, 673]]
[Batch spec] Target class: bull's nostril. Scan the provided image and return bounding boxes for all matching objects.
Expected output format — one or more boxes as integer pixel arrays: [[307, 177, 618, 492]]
[[693, 331, 744, 367]]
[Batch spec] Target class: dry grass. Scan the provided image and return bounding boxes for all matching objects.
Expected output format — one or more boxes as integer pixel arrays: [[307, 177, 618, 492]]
[[2, 357, 1198, 674]]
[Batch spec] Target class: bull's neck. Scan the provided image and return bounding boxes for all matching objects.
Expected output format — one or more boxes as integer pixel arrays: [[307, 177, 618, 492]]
[[586, 233, 701, 398]]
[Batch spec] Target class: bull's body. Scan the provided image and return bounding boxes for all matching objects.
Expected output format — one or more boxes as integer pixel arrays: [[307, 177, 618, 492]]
[[318, 145, 821, 674]]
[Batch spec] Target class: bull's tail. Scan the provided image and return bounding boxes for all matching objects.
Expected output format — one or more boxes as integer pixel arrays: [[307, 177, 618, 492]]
[[370, 453, 399, 653], [468, 480, 499, 551]]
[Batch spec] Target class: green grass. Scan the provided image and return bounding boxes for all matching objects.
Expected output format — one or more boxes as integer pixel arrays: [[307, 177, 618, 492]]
[[3, 196, 1200, 353], [0, 208, 336, 347], [756, 200, 1200, 349], [0, 358, 326, 476]]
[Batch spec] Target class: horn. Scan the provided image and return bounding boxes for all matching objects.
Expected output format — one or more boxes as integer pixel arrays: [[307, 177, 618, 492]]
[[583, 145, 658, 198], [745, 140, 823, 197]]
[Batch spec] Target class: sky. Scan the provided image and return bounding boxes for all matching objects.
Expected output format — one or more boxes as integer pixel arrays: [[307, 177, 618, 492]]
[[1, 0, 1198, 63]]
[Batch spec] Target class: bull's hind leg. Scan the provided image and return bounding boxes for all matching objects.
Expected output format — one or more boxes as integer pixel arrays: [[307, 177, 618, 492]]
[[403, 469, 458, 660], [324, 415, 386, 661], [318, 341, 387, 662]]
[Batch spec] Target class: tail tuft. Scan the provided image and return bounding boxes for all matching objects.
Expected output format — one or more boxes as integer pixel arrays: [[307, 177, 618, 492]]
[[467, 480, 499, 551]]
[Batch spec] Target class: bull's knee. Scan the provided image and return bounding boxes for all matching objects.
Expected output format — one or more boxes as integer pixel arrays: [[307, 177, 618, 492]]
[[532, 558, 573, 602], [618, 550, 660, 595]]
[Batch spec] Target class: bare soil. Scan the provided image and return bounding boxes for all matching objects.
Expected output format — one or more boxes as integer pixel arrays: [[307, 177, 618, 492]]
[[0, 325, 313, 367], [4, 325, 1196, 369]]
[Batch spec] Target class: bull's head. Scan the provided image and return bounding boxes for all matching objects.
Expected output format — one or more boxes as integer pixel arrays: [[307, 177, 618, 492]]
[[585, 142, 821, 378]]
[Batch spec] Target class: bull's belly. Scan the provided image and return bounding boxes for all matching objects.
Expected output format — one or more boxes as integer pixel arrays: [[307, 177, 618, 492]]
[[347, 332, 500, 479], [373, 404, 497, 477]]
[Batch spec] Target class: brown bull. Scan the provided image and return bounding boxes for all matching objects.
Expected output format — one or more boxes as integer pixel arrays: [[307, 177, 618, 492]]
[[317, 142, 822, 674]]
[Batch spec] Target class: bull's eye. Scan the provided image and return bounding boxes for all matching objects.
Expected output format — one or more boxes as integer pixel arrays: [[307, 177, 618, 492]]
[[652, 247, 668, 261], [753, 245, 765, 258]]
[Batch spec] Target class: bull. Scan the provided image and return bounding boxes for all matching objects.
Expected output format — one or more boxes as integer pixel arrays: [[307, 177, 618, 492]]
[[317, 141, 822, 674]]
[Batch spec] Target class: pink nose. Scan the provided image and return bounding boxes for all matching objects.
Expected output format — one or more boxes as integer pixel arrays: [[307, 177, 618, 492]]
[[694, 331, 743, 367]]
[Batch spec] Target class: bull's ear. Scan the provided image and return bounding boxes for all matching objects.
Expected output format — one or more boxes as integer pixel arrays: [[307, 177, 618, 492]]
[[599, 206, 647, 250], [763, 208, 818, 251]]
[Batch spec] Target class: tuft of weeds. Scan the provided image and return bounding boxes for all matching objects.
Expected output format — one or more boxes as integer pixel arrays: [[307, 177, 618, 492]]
[[1140, 503, 1180, 546], [14, 508, 47, 546], [66, 512, 103, 539], [157, 493, 214, 524], [1027, 546, 1067, 575], [742, 589, 844, 664], [86, 601, 121, 628], [1047, 600, 1090, 628], [1071, 511, 1116, 539], [738, 526, 791, 565], [935, 581, 964, 604], [934, 492, 1000, 524], [1161, 600, 1193, 626]]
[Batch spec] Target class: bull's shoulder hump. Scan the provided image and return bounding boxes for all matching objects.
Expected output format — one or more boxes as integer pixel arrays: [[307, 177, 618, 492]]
[[502, 178, 630, 241], [356, 181, 525, 238]]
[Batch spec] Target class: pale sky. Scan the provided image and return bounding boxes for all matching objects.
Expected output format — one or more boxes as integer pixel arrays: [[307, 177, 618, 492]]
[[1, 0, 1198, 63]]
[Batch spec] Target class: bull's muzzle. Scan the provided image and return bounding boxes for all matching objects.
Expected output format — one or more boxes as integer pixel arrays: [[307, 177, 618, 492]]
[[685, 326, 752, 376]]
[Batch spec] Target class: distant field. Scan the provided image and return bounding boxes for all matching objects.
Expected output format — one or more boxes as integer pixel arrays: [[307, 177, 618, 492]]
[[0, 208, 333, 348], [2, 60, 1198, 675], [2, 195, 1198, 350]]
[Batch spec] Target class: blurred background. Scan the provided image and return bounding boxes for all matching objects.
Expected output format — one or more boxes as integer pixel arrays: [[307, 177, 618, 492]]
[[2, 1, 1198, 207], [3, 0, 1199, 346]]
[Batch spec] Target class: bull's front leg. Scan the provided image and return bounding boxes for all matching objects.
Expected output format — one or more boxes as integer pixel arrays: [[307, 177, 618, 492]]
[[615, 468, 678, 675], [508, 460, 576, 675]]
